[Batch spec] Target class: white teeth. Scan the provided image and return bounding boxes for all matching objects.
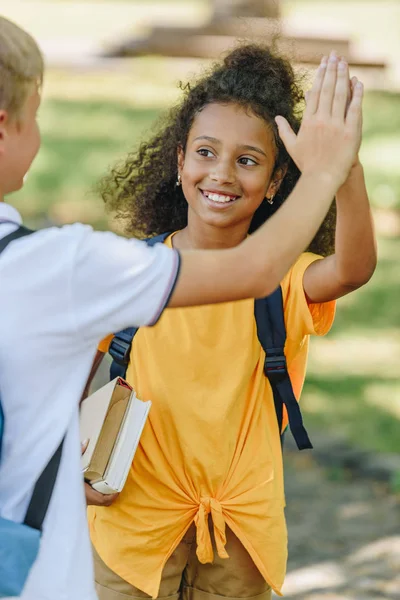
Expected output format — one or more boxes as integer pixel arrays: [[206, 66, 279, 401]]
[[203, 191, 235, 203]]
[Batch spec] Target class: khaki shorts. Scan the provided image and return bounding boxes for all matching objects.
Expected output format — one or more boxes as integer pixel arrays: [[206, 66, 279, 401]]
[[93, 523, 272, 600]]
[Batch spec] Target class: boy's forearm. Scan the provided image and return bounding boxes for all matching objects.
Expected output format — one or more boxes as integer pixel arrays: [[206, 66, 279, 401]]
[[334, 162, 377, 287], [169, 171, 339, 308], [246, 171, 340, 294]]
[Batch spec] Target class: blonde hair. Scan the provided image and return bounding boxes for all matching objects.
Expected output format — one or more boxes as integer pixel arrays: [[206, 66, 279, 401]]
[[0, 16, 43, 118]]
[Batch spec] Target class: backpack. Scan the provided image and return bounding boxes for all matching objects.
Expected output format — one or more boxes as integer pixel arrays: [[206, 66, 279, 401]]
[[0, 225, 64, 598], [109, 233, 312, 452]]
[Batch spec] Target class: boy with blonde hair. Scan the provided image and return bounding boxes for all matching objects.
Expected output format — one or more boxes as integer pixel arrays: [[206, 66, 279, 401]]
[[0, 15, 365, 600]]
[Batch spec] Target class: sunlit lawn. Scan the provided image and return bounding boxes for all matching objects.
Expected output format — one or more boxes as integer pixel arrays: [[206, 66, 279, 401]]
[[13, 87, 400, 221], [305, 234, 400, 454], [13, 98, 160, 228]]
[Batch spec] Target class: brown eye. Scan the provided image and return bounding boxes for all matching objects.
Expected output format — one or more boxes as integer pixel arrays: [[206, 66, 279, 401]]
[[197, 148, 214, 158], [238, 157, 257, 166]]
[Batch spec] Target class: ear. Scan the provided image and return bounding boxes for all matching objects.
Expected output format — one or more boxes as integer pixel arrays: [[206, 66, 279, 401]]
[[177, 145, 185, 174], [0, 111, 9, 157], [266, 164, 288, 199]]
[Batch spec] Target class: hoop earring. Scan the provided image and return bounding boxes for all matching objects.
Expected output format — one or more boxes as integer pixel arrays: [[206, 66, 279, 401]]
[[266, 194, 274, 205], [176, 173, 182, 187]]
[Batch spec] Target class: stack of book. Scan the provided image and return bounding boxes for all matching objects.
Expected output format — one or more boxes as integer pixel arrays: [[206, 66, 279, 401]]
[[80, 377, 151, 494]]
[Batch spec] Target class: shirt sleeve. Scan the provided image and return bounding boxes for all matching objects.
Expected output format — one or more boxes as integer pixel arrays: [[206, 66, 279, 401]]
[[281, 252, 336, 339], [69, 226, 180, 346], [98, 334, 113, 353]]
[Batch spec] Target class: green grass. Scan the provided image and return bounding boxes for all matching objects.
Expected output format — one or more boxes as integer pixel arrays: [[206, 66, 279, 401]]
[[304, 236, 400, 454], [12, 99, 160, 228], [328, 238, 399, 335], [14, 89, 400, 226], [361, 92, 400, 210], [303, 374, 400, 454]]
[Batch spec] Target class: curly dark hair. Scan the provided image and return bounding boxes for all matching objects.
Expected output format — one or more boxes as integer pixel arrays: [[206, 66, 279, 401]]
[[99, 43, 336, 256]]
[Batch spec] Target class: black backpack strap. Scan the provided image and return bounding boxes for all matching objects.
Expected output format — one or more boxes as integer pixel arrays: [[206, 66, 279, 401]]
[[109, 326, 139, 379], [109, 233, 172, 380], [255, 287, 313, 450], [23, 438, 64, 530], [0, 225, 34, 253]]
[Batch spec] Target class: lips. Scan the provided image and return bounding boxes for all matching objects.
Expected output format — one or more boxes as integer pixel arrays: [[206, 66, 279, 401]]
[[201, 189, 240, 204]]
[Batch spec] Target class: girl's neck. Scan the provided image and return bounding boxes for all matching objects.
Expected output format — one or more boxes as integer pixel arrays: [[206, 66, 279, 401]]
[[173, 214, 250, 251]]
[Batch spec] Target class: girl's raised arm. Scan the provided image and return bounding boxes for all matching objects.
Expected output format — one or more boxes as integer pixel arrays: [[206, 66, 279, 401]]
[[302, 74, 376, 303]]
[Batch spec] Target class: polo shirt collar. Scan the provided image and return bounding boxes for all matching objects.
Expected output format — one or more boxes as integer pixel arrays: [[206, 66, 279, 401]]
[[0, 202, 23, 226]]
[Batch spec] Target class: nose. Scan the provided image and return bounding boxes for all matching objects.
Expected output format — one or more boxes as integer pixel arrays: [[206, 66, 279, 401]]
[[209, 157, 236, 184]]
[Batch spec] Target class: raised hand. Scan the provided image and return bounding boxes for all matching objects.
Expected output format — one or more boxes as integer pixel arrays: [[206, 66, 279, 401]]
[[347, 74, 363, 167], [275, 51, 363, 188]]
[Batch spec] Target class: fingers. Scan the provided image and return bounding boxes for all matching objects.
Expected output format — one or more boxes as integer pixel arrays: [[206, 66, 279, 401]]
[[339, 55, 352, 112], [275, 116, 297, 155], [304, 55, 328, 116], [346, 67, 352, 110], [84, 481, 120, 506], [307, 52, 359, 123], [345, 79, 364, 132], [332, 60, 349, 119], [100, 493, 119, 507], [317, 51, 339, 116]]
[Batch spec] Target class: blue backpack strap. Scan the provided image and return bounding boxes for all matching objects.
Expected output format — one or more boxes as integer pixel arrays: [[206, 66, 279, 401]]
[[254, 288, 313, 450], [109, 233, 172, 380]]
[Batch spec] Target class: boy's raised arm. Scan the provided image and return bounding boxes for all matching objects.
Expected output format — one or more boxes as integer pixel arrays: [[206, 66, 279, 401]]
[[169, 55, 364, 309]]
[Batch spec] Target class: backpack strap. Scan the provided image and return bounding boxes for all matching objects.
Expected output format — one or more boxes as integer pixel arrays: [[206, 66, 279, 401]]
[[254, 288, 313, 450], [0, 225, 34, 252], [0, 225, 65, 530], [109, 233, 172, 380], [23, 439, 64, 530]]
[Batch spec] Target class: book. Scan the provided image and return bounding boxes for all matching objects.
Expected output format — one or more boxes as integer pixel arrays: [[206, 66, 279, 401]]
[[80, 377, 151, 494]]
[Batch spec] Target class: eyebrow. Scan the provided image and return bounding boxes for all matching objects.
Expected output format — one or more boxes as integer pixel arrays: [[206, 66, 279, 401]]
[[193, 135, 267, 158]]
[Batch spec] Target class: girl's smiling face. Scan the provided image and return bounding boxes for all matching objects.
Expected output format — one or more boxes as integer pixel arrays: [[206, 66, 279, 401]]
[[178, 102, 283, 233]]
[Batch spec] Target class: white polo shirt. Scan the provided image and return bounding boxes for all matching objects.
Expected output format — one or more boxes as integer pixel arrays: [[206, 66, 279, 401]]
[[0, 203, 180, 600]]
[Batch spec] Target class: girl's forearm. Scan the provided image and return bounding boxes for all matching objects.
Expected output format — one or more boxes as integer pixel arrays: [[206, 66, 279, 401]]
[[334, 162, 377, 287]]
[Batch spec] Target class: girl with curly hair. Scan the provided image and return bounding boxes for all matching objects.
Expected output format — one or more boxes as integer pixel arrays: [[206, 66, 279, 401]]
[[86, 45, 376, 600]]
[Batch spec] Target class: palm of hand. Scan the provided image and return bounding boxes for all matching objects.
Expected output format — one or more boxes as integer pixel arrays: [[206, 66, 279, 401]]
[[276, 55, 363, 188]]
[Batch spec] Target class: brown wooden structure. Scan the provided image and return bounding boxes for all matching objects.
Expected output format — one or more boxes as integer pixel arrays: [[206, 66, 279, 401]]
[[104, 0, 386, 71]]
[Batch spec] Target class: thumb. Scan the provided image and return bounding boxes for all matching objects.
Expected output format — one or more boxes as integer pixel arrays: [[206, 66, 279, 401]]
[[275, 116, 297, 153]]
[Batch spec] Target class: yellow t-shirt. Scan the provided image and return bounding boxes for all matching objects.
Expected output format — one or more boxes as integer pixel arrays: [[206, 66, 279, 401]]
[[89, 241, 335, 598]]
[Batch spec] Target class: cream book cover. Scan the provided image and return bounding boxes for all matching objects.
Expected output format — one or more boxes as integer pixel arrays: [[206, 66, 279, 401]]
[[80, 377, 151, 494]]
